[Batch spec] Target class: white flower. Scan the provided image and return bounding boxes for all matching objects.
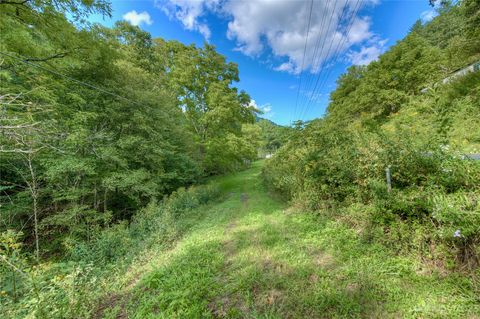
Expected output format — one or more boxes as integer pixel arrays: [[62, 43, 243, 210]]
[[453, 229, 461, 238]]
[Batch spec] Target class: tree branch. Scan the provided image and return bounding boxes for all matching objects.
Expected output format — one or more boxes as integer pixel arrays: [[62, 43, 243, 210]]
[[0, 0, 29, 6], [23, 52, 68, 62], [0, 146, 45, 154], [0, 254, 29, 279], [0, 122, 40, 129]]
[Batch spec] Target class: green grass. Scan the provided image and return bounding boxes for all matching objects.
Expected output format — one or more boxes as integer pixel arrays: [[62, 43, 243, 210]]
[[98, 161, 480, 318]]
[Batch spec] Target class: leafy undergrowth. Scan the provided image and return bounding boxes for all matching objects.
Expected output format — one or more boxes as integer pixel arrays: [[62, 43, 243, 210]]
[[97, 161, 480, 318], [1, 184, 221, 318]]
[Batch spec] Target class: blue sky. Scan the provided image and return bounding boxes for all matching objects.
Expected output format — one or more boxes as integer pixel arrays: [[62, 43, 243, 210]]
[[91, 0, 436, 125]]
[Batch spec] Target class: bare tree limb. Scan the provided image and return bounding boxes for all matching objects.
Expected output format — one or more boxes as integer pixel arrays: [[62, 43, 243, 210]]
[[0, 123, 40, 129], [0, 146, 45, 154], [0, 254, 29, 279]]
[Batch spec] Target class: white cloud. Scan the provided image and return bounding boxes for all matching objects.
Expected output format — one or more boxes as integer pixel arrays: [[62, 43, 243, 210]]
[[300, 89, 323, 103], [156, 0, 218, 39], [420, 0, 441, 23], [274, 62, 295, 73], [260, 103, 274, 118], [123, 10, 153, 26], [420, 10, 437, 23], [250, 99, 272, 116], [157, 0, 383, 73], [347, 38, 387, 65], [261, 104, 272, 113]]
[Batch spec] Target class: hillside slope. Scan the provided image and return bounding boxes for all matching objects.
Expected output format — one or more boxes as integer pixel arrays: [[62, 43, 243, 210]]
[[94, 162, 479, 318], [262, 0, 480, 279]]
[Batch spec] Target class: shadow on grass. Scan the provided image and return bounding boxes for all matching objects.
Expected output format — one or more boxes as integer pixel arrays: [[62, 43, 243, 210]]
[[123, 213, 388, 319], [96, 161, 480, 318], [211, 218, 388, 319]]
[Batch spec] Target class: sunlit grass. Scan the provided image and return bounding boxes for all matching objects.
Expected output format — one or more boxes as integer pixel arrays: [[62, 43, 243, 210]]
[[100, 161, 479, 318]]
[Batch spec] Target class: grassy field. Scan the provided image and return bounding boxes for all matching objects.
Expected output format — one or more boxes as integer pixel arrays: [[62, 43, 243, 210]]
[[97, 161, 479, 318]]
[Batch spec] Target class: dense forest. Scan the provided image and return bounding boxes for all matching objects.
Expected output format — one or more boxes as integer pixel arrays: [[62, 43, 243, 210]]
[[0, 0, 289, 315], [1, 0, 479, 317], [0, 0, 263, 257], [264, 0, 480, 270]]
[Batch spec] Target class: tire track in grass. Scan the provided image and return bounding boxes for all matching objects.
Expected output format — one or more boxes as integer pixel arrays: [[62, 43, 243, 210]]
[[208, 190, 253, 318], [95, 161, 480, 318], [114, 169, 257, 318]]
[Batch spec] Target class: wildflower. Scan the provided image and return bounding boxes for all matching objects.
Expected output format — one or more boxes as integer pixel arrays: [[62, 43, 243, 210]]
[[453, 229, 461, 238]]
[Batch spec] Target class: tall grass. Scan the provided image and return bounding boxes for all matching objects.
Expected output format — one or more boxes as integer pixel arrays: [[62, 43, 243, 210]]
[[0, 184, 220, 318]]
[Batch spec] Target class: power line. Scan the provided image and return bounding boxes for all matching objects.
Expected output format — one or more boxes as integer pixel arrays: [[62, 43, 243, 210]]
[[292, 0, 314, 125], [299, 0, 344, 120], [297, 0, 333, 118], [297, 0, 340, 120], [0, 51, 145, 107], [300, 0, 361, 120], [307, 0, 362, 118], [311, 0, 362, 113], [308, 0, 350, 96]]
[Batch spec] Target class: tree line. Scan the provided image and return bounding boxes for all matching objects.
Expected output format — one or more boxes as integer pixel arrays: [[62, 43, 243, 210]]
[[0, 0, 265, 260]]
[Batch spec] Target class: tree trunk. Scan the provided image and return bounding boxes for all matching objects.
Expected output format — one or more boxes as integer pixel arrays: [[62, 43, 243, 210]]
[[27, 154, 39, 263], [94, 184, 98, 211], [33, 192, 39, 262], [103, 188, 107, 212]]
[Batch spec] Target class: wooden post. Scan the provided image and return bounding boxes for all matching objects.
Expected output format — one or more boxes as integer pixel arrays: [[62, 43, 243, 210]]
[[385, 166, 392, 193]]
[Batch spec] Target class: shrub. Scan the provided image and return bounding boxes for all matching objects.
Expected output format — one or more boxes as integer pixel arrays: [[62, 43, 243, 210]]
[[264, 122, 480, 270], [0, 183, 219, 318]]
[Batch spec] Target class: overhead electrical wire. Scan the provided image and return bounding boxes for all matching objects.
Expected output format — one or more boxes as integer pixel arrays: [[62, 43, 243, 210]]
[[292, 0, 314, 125], [298, 0, 347, 120], [309, 0, 362, 116], [296, 0, 333, 117], [297, 0, 341, 120], [300, 0, 362, 120], [0, 51, 145, 107], [297, 0, 334, 117]]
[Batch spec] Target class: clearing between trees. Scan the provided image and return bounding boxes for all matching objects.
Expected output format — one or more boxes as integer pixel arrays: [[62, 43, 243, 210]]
[[94, 161, 479, 318], [1, 1, 480, 318]]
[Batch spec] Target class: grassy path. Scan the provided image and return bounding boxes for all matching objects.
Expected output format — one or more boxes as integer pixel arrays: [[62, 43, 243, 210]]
[[100, 162, 479, 318]]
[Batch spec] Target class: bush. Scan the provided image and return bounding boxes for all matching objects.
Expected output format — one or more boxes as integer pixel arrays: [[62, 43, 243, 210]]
[[264, 122, 480, 270], [0, 183, 220, 318]]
